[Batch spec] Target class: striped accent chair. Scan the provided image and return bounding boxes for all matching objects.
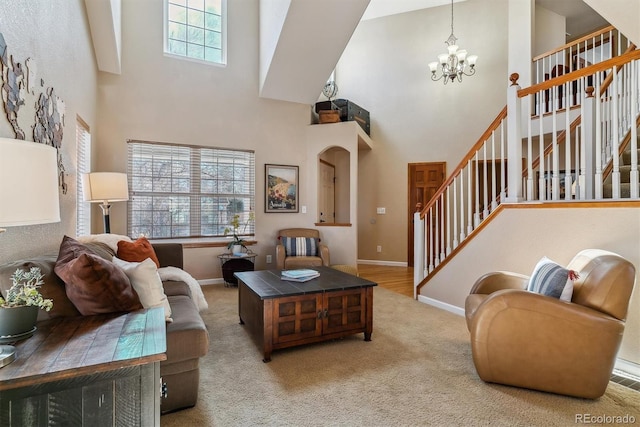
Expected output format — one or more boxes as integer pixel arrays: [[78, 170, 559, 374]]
[[276, 228, 330, 270]]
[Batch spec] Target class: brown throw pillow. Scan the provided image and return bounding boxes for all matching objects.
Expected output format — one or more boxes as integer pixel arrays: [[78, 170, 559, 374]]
[[54, 236, 142, 315], [117, 237, 160, 268]]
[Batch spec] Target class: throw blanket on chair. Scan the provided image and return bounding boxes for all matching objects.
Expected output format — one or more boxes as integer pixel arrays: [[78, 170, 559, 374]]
[[158, 267, 209, 312]]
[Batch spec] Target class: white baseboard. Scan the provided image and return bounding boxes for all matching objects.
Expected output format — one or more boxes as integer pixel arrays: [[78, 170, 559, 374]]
[[417, 295, 465, 317], [358, 259, 408, 267], [614, 359, 640, 380], [199, 278, 225, 286]]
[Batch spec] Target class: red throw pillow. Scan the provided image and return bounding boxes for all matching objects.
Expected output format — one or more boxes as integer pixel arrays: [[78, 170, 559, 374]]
[[117, 237, 160, 268], [54, 236, 142, 315]]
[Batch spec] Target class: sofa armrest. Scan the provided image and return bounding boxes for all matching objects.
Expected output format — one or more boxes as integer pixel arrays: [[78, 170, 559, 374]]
[[276, 244, 285, 269], [469, 271, 529, 295], [319, 244, 330, 266], [152, 243, 183, 269], [469, 289, 624, 398]]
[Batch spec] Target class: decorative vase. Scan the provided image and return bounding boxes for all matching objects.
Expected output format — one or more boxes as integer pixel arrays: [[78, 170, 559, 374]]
[[0, 305, 39, 340], [232, 245, 243, 255]]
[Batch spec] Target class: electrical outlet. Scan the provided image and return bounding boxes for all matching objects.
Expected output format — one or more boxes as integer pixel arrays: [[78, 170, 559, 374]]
[[376, 245, 382, 253], [266, 255, 272, 263]]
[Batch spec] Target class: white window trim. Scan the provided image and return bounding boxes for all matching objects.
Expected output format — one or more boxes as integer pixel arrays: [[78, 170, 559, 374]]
[[163, 0, 227, 67]]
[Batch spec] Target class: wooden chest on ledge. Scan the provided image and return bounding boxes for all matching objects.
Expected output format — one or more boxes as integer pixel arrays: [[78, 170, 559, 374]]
[[314, 99, 371, 135]]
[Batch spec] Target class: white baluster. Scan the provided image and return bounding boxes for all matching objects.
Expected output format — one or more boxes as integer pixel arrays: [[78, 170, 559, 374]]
[[612, 65, 621, 198], [631, 60, 639, 198]]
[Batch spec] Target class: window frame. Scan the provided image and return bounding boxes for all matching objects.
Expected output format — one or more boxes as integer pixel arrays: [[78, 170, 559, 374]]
[[163, 0, 227, 66], [127, 140, 255, 240]]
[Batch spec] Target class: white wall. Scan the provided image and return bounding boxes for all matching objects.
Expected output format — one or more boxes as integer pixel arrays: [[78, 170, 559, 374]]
[[337, 0, 509, 263], [0, 0, 98, 263], [420, 204, 640, 365], [95, 0, 324, 280], [534, 4, 566, 57]]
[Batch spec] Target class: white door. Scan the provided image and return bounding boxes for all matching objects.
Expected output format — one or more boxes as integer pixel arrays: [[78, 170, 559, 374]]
[[319, 160, 335, 223]]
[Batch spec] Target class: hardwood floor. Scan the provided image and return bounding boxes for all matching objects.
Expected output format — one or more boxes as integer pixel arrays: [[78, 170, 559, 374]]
[[357, 264, 414, 298]]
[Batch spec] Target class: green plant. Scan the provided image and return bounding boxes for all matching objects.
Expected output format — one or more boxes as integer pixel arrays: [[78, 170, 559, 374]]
[[0, 267, 53, 311], [224, 212, 255, 250]]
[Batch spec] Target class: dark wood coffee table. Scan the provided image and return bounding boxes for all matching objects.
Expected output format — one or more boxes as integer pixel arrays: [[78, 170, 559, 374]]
[[235, 267, 377, 362]]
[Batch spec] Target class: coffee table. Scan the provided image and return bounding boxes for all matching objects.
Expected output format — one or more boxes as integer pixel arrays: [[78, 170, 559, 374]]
[[235, 266, 377, 362]]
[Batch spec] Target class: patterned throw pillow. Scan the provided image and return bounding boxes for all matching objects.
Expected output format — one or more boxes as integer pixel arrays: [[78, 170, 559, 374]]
[[527, 257, 578, 302], [281, 237, 319, 257]]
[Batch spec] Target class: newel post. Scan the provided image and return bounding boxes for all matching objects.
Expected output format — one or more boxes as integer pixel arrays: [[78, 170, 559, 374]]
[[413, 205, 425, 298], [506, 73, 524, 202]]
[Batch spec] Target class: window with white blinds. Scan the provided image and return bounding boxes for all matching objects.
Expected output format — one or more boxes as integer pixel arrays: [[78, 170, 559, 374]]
[[127, 140, 255, 239], [76, 117, 91, 236]]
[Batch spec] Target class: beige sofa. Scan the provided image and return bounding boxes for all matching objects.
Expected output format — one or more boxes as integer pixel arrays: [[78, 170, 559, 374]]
[[0, 241, 209, 414]]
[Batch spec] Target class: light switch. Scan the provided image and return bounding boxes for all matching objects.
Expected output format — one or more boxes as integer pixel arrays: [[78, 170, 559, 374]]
[[301, 206, 307, 213], [376, 207, 386, 214]]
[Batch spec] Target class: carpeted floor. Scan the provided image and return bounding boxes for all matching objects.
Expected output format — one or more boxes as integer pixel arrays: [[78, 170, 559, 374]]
[[161, 285, 640, 426]]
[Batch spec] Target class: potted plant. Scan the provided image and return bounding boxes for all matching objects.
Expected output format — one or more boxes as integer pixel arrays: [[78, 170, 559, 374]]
[[0, 267, 53, 339], [224, 212, 254, 255]]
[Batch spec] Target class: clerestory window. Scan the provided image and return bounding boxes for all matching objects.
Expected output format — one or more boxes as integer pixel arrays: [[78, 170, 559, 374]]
[[127, 140, 254, 239], [164, 0, 226, 65]]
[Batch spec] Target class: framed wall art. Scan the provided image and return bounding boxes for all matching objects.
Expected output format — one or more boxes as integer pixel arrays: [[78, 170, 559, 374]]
[[265, 164, 298, 213]]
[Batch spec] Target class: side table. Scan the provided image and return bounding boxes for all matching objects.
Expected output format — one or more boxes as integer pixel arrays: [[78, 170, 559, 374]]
[[0, 307, 166, 426], [218, 252, 257, 286]]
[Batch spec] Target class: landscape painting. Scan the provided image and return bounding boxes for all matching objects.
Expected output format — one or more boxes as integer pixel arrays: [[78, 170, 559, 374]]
[[265, 164, 298, 212]]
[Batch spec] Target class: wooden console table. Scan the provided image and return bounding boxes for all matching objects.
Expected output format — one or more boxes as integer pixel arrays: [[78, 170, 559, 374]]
[[0, 307, 166, 426], [236, 267, 377, 362]]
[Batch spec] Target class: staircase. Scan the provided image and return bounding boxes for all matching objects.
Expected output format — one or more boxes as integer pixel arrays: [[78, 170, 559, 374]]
[[604, 126, 640, 198], [413, 25, 640, 297]]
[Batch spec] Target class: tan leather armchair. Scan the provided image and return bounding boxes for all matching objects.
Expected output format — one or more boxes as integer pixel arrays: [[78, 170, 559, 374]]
[[465, 249, 635, 399], [276, 228, 330, 270]]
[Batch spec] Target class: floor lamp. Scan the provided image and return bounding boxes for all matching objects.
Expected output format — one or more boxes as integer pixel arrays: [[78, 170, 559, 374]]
[[0, 138, 61, 368], [81, 172, 129, 233]]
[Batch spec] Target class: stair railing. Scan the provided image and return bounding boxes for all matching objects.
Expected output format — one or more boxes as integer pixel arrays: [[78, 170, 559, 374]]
[[532, 26, 630, 115], [413, 107, 507, 290], [515, 49, 640, 201], [415, 50, 640, 294]]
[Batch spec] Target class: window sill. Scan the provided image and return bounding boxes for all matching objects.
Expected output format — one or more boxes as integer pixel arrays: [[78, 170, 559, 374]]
[[149, 238, 257, 249], [314, 223, 352, 227]]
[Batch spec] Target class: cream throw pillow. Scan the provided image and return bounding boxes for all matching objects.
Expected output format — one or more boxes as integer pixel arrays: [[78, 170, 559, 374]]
[[112, 257, 173, 322]]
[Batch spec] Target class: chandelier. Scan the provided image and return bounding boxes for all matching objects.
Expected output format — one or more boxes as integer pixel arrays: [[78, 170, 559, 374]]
[[428, 0, 477, 84]]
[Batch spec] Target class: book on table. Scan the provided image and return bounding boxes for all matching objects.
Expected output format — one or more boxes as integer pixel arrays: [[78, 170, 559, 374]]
[[281, 269, 320, 282]]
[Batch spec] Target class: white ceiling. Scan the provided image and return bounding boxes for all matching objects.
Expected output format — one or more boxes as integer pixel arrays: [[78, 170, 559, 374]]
[[363, 0, 609, 38], [361, 0, 453, 21]]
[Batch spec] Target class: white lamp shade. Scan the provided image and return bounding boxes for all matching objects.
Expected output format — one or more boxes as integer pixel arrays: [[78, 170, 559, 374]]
[[428, 62, 438, 72], [0, 138, 60, 227], [467, 55, 478, 66], [82, 172, 129, 203], [438, 54, 449, 65]]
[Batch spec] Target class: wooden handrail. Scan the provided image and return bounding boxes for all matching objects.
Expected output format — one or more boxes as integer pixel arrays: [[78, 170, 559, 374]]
[[419, 106, 507, 219], [519, 49, 640, 98], [532, 25, 615, 62], [525, 43, 637, 179]]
